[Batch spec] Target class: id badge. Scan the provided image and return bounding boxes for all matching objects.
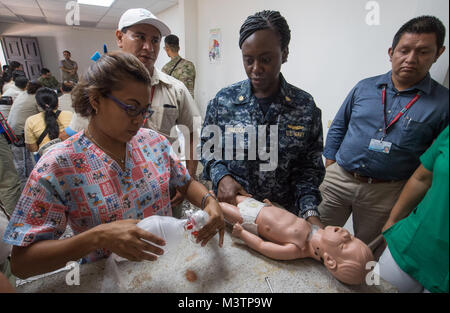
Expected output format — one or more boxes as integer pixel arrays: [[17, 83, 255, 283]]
[[368, 139, 392, 154]]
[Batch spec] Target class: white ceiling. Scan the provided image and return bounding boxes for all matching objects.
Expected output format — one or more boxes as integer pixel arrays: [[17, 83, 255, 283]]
[[0, 0, 178, 29]]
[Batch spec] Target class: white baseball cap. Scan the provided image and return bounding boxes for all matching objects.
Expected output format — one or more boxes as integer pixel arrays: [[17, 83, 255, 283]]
[[118, 8, 171, 37]]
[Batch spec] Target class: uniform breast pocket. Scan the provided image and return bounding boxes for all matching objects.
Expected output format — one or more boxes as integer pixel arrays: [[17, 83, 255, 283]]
[[399, 117, 432, 150], [152, 105, 179, 135]]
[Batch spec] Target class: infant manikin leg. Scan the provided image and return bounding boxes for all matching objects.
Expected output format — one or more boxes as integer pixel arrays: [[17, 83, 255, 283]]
[[238, 198, 266, 236]]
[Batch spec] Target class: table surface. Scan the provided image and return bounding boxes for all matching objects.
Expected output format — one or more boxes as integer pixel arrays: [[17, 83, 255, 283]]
[[17, 230, 396, 293]]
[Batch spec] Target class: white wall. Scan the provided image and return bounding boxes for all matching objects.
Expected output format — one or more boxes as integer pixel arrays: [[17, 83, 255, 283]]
[[0, 41, 6, 70], [193, 0, 449, 136], [0, 22, 118, 82], [156, 0, 200, 115], [155, 3, 184, 70], [156, 0, 199, 71]]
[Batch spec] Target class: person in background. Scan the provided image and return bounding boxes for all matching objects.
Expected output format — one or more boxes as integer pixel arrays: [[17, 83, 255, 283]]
[[23, 87, 72, 153], [0, 65, 6, 95], [60, 50, 79, 83], [319, 16, 448, 253], [37, 68, 60, 90], [7, 81, 43, 184], [58, 81, 75, 112], [201, 10, 325, 227], [0, 134, 22, 217], [1, 72, 11, 95], [162, 34, 196, 99], [0, 76, 29, 120], [58, 82, 86, 140], [2, 62, 22, 94], [379, 126, 449, 293], [4, 62, 24, 89], [1, 65, 8, 78]]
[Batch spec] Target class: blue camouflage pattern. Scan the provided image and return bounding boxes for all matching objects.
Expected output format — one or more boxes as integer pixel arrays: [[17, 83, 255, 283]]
[[200, 74, 325, 217]]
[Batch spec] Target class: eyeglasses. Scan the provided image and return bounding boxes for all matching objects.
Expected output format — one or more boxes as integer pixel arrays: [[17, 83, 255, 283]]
[[106, 94, 154, 119]]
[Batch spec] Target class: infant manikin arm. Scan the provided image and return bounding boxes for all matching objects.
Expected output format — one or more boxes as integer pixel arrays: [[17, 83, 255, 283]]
[[234, 224, 302, 260]]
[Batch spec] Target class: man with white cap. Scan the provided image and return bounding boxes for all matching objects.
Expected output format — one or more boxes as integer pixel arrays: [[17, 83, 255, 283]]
[[116, 8, 199, 215]]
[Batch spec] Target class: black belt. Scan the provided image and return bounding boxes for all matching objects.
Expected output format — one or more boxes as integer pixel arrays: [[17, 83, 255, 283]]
[[346, 170, 397, 184]]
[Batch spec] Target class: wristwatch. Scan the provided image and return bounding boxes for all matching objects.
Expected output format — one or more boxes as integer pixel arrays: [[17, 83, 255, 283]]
[[303, 209, 320, 219]]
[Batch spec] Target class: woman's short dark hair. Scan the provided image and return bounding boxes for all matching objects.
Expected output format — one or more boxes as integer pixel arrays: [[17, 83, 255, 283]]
[[14, 76, 29, 89], [41, 68, 51, 75], [35, 87, 60, 141], [239, 10, 291, 50], [72, 51, 151, 118], [27, 81, 42, 94], [392, 15, 446, 52], [165, 34, 180, 50], [2, 72, 11, 83], [9, 61, 22, 71]]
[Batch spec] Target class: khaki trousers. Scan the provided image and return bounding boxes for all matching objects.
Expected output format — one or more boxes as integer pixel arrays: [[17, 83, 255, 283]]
[[0, 136, 22, 215], [318, 162, 406, 245]]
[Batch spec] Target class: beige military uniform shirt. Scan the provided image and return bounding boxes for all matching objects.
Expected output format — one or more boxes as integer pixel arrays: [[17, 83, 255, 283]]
[[145, 68, 199, 143]]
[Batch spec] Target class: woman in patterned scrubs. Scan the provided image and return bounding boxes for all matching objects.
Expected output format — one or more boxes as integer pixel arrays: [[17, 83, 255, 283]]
[[3, 52, 224, 279]]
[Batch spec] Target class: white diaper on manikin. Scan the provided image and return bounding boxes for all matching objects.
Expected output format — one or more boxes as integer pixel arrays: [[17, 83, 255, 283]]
[[237, 198, 267, 236]]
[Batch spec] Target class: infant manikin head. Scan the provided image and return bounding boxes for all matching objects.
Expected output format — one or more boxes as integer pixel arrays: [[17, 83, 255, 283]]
[[313, 226, 374, 285]]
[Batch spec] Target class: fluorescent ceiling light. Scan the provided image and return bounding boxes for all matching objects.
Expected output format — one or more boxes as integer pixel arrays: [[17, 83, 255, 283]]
[[77, 0, 115, 7]]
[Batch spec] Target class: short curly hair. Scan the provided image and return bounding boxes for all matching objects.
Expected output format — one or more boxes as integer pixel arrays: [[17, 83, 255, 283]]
[[72, 51, 151, 118]]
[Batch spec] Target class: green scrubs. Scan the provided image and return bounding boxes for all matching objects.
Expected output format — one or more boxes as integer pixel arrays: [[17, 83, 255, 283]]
[[384, 126, 449, 293]]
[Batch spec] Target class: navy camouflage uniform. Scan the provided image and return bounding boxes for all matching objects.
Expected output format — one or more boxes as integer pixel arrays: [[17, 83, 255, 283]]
[[200, 74, 325, 218]]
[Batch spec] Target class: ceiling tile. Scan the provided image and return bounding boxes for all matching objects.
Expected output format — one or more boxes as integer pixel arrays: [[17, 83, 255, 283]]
[[78, 20, 98, 28], [41, 8, 66, 18], [79, 13, 104, 22], [0, 0, 39, 8], [98, 15, 119, 23], [0, 8, 15, 16], [78, 3, 109, 15], [112, 0, 167, 10], [96, 21, 116, 29], [0, 15, 22, 22], [35, 0, 67, 10], [148, 0, 177, 14], [6, 6, 44, 16], [20, 15, 47, 23], [45, 15, 68, 25], [104, 7, 127, 17]]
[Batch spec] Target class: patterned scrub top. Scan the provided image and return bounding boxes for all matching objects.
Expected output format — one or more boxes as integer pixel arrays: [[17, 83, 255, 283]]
[[3, 128, 190, 262]]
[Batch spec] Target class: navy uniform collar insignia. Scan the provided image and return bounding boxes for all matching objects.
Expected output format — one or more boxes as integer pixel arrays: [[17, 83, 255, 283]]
[[235, 79, 252, 105], [279, 74, 297, 108]]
